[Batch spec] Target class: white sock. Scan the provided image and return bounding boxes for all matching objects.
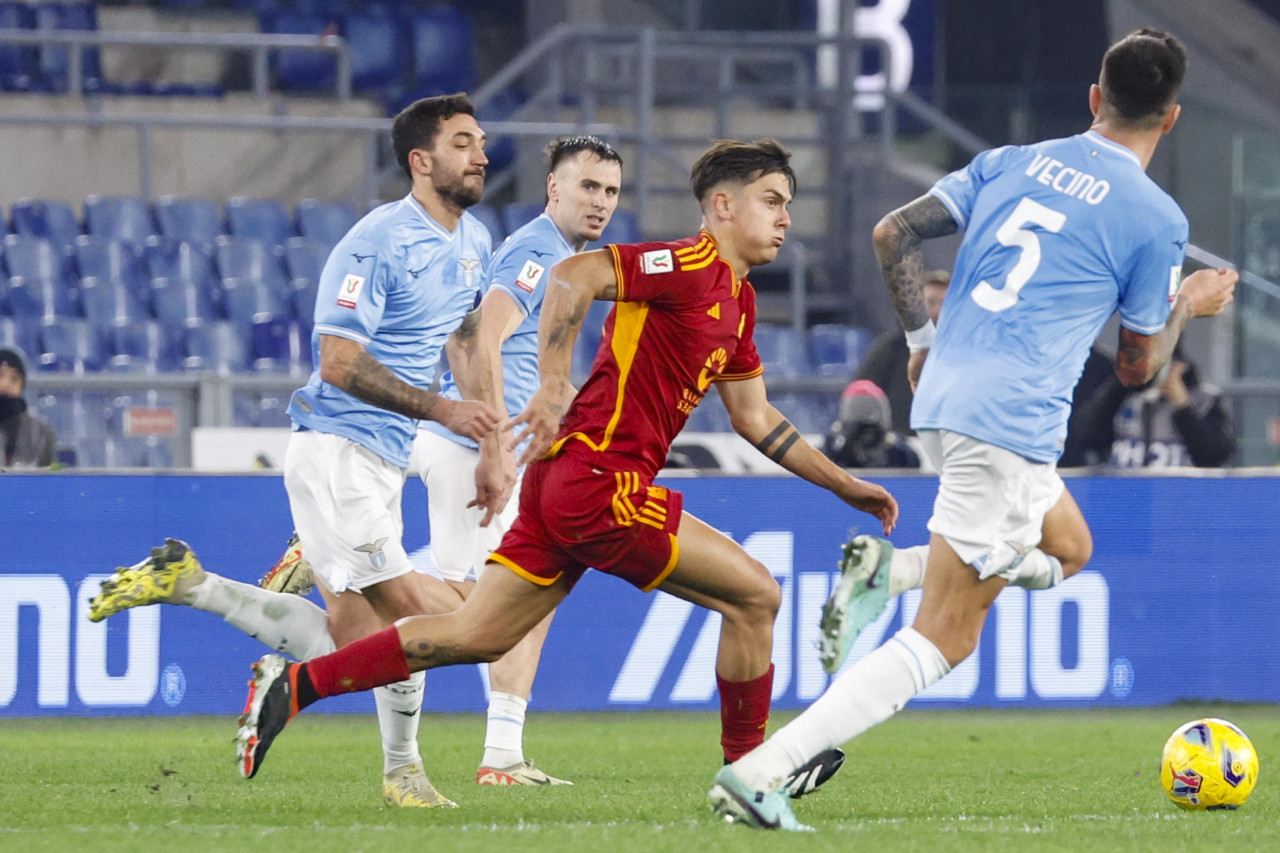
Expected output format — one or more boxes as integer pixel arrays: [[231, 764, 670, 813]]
[[732, 627, 950, 790], [376, 672, 426, 774], [1006, 549, 1064, 590], [887, 545, 929, 596], [481, 691, 527, 769], [187, 573, 335, 660]]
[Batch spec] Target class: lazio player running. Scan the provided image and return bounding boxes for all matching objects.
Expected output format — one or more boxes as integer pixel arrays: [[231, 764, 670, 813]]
[[233, 139, 899, 797], [710, 29, 1237, 830]]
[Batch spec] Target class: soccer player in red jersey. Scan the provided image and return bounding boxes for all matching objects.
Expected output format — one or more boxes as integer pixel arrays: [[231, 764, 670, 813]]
[[235, 139, 900, 788]]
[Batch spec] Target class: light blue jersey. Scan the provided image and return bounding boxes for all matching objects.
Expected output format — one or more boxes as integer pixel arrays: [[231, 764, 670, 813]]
[[913, 130, 1188, 463], [420, 212, 576, 449], [288, 195, 492, 468]]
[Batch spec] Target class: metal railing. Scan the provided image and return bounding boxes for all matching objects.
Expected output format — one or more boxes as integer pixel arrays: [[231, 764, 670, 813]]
[[0, 28, 355, 99]]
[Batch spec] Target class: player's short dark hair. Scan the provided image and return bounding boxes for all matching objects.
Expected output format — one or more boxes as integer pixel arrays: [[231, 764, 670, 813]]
[[545, 135, 623, 174], [392, 92, 476, 178], [1099, 29, 1187, 128], [690, 139, 796, 203]]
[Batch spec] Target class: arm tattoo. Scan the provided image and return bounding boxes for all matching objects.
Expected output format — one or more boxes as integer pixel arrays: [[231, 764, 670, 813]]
[[1116, 295, 1193, 386], [874, 196, 958, 332], [754, 418, 800, 463], [345, 348, 439, 419]]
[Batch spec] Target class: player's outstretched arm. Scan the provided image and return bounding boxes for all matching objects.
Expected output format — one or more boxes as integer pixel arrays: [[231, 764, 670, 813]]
[[318, 334, 500, 441], [511, 250, 617, 464], [1114, 268, 1237, 387], [717, 376, 898, 534]]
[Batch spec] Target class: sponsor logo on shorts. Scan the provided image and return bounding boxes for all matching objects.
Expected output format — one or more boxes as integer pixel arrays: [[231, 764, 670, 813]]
[[337, 274, 366, 308], [641, 249, 673, 275], [515, 259, 545, 293]]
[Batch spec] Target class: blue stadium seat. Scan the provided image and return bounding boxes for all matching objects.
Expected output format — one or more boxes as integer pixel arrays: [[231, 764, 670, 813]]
[[342, 7, 406, 93], [144, 236, 219, 292], [4, 276, 76, 319], [151, 277, 219, 329], [752, 323, 811, 377], [261, 10, 339, 93], [409, 6, 474, 96], [501, 203, 542, 236], [3, 233, 72, 285], [295, 199, 355, 247], [10, 198, 80, 247], [110, 320, 177, 372], [38, 317, 103, 372], [154, 196, 223, 247], [282, 237, 331, 284], [226, 198, 294, 247], [771, 393, 837, 434], [291, 277, 318, 326], [80, 276, 147, 334], [0, 2, 37, 91], [808, 324, 872, 377], [468, 203, 504, 243], [37, 390, 109, 439], [0, 317, 39, 365], [74, 235, 149, 297], [251, 317, 310, 374], [222, 277, 286, 331], [182, 321, 250, 374], [215, 235, 290, 296], [84, 195, 157, 245], [34, 2, 101, 94]]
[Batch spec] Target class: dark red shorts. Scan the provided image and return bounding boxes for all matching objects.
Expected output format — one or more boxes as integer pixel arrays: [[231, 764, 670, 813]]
[[489, 452, 684, 591]]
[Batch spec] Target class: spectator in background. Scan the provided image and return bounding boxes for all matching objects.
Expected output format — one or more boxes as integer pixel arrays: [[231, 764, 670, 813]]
[[1063, 344, 1234, 468], [822, 379, 919, 468], [0, 347, 56, 469], [853, 270, 950, 435]]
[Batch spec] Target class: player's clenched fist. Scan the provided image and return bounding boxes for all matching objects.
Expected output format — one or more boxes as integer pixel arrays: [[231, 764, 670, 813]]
[[1178, 268, 1237, 317], [435, 398, 502, 442]]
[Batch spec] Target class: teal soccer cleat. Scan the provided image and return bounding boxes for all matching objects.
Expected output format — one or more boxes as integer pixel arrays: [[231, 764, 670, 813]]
[[708, 766, 813, 831], [818, 535, 894, 673]]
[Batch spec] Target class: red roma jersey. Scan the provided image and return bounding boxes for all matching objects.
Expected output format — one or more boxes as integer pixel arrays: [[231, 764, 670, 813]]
[[548, 231, 763, 477]]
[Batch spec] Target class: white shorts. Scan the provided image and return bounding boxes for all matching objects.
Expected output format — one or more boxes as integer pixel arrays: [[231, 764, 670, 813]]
[[918, 429, 1065, 581], [283, 430, 413, 593], [411, 428, 520, 583]]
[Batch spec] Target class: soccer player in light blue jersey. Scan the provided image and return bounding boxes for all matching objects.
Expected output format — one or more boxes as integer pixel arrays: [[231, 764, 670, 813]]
[[411, 135, 623, 786], [709, 29, 1237, 829]]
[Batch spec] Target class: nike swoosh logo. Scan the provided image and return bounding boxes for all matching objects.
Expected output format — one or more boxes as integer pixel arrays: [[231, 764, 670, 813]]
[[393, 708, 420, 718], [351, 253, 374, 263], [865, 571, 881, 590]]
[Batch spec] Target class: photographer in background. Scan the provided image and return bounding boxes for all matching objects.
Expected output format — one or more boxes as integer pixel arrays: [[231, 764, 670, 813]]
[[822, 379, 919, 468], [0, 347, 56, 469]]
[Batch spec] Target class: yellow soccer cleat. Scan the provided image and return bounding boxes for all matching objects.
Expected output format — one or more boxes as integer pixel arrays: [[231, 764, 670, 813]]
[[476, 760, 573, 786], [88, 538, 206, 622], [382, 764, 459, 808], [258, 531, 314, 596]]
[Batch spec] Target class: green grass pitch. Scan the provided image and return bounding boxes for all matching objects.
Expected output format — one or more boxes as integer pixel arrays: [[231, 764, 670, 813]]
[[1, 706, 1276, 852]]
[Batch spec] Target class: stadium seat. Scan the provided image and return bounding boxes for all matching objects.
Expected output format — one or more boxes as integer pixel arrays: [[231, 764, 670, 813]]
[[282, 237, 331, 284], [37, 390, 110, 439], [34, 1, 101, 94], [80, 276, 147, 334], [0, 317, 39, 365], [182, 321, 250, 374], [110, 320, 176, 372], [808, 324, 872, 377], [295, 199, 355, 247], [291, 277, 318, 327], [501, 203, 542, 237], [216, 235, 290, 297], [3, 233, 73, 286], [10, 198, 80, 247], [226, 198, 294, 247], [771, 393, 837, 434], [144, 236, 219, 292], [468, 203, 504, 243], [752, 323, 811, 377], [0, 2, 37, 91], [154, 196, 224, 247], [84, 195, 157, 245], [74, 235, 149, 298], [342, 7, 406, 93], [222, 277, 286, 331], [409, 6, 474, 96], [261, 10, 339, 93], [38, 317, 103, 372], [151, 277, 219, 329], [251, 317, 310, 374]]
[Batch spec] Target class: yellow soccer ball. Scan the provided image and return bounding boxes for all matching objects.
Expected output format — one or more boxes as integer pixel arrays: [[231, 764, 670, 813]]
[[1160, 718, 1259, 810]]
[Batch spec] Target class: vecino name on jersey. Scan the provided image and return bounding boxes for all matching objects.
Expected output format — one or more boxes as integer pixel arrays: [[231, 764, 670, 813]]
[[1025, 153, 1110, 205]]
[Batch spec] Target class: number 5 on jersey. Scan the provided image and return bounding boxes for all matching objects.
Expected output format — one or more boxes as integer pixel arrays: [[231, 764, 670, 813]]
[[972, 197, 1067, 312]]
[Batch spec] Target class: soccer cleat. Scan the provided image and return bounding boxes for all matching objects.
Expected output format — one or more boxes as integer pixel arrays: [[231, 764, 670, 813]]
[[818, 535, 894, 674], [88, 538, 206, 622], [235, 654, 299, 779], [783, 747, 845, 799], [382, 763, 459, 808], [258, 531, 313, 596], [707, 765, 813, 831], [476, 760, 573, 786]]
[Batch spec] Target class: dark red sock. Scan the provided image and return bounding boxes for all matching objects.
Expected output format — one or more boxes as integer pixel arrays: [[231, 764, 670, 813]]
[[300, 626, 411, 706], [717, 663, 774, 762]]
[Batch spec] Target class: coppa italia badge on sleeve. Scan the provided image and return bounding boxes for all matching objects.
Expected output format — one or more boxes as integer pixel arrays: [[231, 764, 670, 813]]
[[641, 249, 673, 274], [337, 274, 366, 308], [515, 259, 545, 293]]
